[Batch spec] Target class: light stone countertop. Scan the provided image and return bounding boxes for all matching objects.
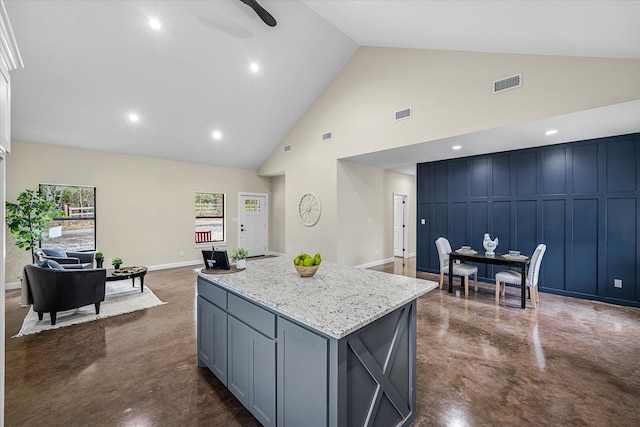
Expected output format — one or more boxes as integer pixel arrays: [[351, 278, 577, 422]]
[[195, 256, 438, 339]]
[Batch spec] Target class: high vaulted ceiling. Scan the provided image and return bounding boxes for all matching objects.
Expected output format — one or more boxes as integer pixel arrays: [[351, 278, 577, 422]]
[[5, 1, 640, 172]]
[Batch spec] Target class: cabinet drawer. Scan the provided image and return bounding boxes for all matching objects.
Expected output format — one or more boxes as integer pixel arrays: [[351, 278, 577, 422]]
[[198, 277, 227, 309], [228, 293, 275, 338]]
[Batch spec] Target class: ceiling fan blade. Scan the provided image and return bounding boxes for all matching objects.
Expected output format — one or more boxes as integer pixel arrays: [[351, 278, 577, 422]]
[[240, 0, 277, 27]]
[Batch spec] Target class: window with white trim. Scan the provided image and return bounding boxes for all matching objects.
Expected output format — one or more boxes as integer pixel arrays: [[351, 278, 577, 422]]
[[195, 192, 225, 244], [39, 184, 96, 251]]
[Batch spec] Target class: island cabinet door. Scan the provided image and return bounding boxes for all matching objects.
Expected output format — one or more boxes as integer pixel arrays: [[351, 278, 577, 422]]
[[248, 328, 276, 427], [277, 318, 328, 427], [228, 316, 250, 406], [197, 296, 228, 385], [228, 315, 277, 427]]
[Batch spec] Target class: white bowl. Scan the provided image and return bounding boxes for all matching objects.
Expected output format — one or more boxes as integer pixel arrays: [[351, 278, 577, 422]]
[[509, 250, 520, 256], [461, 246, 471, 251]]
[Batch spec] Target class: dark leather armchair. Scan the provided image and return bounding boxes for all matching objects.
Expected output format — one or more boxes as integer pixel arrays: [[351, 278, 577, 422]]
[[41, 249, 95, 269], [23, 264, 106, 325]]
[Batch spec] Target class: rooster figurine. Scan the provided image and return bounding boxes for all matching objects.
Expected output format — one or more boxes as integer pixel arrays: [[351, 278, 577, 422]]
[[483, 233, 499, 256]]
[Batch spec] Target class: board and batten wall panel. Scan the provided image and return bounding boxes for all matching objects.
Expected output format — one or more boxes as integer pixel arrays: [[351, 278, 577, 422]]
[[416, 133, 640, 308], [572, 199, 598, 295]]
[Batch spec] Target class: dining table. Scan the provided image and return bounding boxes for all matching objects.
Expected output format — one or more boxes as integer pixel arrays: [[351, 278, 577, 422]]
[[448, 250, 530, 308]]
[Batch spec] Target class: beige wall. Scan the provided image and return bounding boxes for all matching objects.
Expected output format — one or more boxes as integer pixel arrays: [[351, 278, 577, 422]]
[[269, 175, 286, 254], [5, 140, 271, 284], [336, 161, 416, 265], [259, 46, 640, 264], [337, 160, 385, 265]]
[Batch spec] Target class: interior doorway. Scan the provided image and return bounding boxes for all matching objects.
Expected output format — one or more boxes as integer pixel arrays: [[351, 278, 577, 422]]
[[393, 193, 408, 262]]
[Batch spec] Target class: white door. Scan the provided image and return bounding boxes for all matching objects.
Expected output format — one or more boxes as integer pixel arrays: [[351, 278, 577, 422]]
[[393, 194, 407, 258], [238, 193, 268, 257]]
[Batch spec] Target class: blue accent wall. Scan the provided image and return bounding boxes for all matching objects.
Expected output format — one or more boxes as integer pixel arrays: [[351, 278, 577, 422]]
[[416, 133, 640, 307]]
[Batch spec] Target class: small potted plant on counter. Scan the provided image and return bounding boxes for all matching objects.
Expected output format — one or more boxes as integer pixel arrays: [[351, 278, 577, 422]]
[[230, 248, 249, 270], [95, 252, 104, 268], [112, 257, 123, 270]]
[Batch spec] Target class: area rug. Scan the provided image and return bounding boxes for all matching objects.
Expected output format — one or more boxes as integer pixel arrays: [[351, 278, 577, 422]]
[[14, 278, 166, 337]]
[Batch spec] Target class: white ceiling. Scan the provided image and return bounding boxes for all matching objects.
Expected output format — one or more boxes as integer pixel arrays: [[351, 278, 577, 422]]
[[5, 1, 640, 173]]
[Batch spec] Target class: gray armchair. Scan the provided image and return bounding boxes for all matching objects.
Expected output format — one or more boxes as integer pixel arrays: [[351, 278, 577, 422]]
[[40, 248, 95, 269], [23, 264, 106, 325]]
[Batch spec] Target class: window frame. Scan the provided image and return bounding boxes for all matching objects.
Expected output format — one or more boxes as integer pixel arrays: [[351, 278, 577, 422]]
[[195, 191, 226, 246], [38, 183, 97, 252]]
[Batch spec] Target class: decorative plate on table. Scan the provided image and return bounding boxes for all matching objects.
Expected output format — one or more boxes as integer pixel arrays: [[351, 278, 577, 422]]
[[455, 249, 477, 254], [502, 254, 528, 260]]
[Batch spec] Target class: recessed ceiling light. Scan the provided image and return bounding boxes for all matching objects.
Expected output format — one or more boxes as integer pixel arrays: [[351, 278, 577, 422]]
[[128, 113, 139, 123], [250, 62, 259, 73], [452, 145, 462, 150], [212, 130, 222, 140], [545, 129, 558, 135], [148, 18, 161, 30]]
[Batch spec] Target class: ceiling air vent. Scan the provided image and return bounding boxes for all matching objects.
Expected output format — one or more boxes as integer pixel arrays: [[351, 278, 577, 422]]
[[283, 144, 291, 152], [322, 131, 332, 141], [395, 107, 411, 121], [493, 73, 522, 93]]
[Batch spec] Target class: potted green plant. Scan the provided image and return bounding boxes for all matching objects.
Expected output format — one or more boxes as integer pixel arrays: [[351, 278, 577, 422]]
[[230, 248, 249, 269], [5, 187, 63, 262], [112, 257, 123, 270], [95, 252, 104, 268]]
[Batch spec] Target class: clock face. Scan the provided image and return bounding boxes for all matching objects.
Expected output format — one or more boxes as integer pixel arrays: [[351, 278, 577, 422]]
[[298, 192, 321, 227]]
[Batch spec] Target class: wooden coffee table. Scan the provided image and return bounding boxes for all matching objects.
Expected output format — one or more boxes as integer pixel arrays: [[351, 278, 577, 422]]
[[105, 266, 148, 292]]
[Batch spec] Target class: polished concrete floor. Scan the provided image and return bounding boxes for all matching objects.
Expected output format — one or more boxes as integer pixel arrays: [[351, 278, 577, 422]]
[[5, 258, 640, 426]]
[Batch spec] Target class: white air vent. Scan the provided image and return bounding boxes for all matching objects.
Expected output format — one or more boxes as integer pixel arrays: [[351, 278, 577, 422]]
[[322, 131, 332, 141], [283, 144, 291, 152], [493, 73, 522, 93], [395, 108, 411, 121]]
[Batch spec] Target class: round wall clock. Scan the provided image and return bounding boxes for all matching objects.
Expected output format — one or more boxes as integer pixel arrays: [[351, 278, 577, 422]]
[[298, 192, 321, 227]]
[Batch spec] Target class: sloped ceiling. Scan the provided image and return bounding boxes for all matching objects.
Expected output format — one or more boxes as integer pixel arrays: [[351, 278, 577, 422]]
[[5, 0, 640, 172]]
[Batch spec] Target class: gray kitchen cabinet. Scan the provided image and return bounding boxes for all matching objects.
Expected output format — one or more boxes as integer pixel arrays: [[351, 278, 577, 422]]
[[227, 315, 249, 403], [196, 260, 433, 427], [227, 315, 276, 426], [198, 277, 276, 427], [277, 317, 328, 427], [197, 278, 228, 386], [248, 327, 276, 426]]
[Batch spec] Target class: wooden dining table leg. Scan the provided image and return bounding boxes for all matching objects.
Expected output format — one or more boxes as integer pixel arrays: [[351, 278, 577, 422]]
[[448, 254, 454, 293], [520, 263, 527, 309]]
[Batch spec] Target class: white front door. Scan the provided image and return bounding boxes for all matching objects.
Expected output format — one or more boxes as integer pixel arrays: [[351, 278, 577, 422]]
[[238, 193, 268, 257], [393, 194, 407, 258]]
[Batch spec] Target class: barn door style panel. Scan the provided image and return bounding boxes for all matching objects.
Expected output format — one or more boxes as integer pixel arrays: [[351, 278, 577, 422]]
[[416, 132, 640, 308]]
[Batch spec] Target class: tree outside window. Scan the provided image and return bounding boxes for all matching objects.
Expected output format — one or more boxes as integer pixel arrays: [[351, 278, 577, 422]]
[[195, 192, 225, 243], [39, 184, 96, 251]]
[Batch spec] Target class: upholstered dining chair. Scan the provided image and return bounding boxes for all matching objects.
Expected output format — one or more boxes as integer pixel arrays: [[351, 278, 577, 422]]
[[435, 237, 478, 296], [495, 244, 547, 308]]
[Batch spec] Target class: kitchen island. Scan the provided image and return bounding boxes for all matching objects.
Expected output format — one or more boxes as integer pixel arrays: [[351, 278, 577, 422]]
[[195, 256, 437, 427]]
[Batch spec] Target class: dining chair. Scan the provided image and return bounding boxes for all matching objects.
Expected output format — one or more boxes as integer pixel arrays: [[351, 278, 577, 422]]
[[435, 237, 478, 296], [495, 244, 547, 308]]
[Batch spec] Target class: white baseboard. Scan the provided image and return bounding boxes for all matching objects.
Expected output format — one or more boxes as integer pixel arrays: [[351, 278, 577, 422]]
[[5, 282, 20, 290], [146, 260, 202, 272], [407, 252, 416, 258], [355, 257, 396, 269], [267, 251, 286, 257]]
